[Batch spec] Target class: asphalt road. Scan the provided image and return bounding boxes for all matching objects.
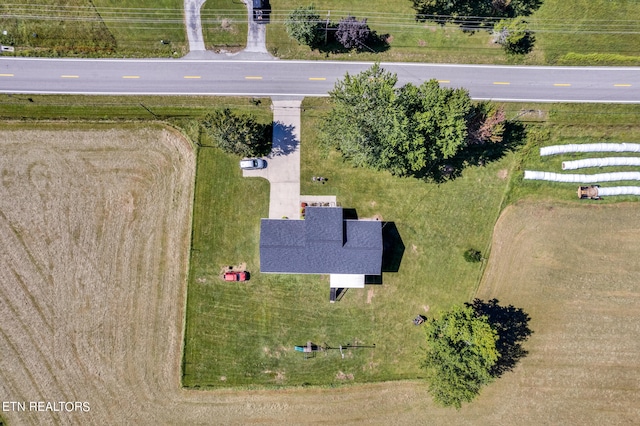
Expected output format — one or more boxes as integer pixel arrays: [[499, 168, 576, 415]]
[[1, 57, 639, 103]]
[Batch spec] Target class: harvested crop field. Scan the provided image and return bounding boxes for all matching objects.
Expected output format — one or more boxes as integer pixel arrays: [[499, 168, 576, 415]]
[[0, 124, 200, 424], [475, 201, 640, 424]]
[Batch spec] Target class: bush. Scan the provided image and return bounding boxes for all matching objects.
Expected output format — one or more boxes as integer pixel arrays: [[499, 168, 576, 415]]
[[463, 248, 482, 263], [492, 18, 535, 55], [201, 108, 272, 157], [335, 16, 371, 51], [285, 5, 323, 48]]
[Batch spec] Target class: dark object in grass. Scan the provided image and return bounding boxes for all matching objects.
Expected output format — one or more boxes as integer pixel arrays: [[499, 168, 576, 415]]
[[463, 248, 482, 263]]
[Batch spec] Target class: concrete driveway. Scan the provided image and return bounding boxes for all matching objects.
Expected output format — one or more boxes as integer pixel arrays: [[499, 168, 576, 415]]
[[184, 0, 273, 60], [184, 0, 206, 52], [243, 99, 302, 219], [245, 0, 268, 54]]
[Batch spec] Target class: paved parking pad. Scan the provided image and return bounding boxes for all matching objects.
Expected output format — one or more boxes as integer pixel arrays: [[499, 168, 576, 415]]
[[243, 99, 302, 218]]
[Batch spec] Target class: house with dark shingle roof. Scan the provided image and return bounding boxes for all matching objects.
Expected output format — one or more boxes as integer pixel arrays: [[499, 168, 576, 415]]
[[260, 206, 383, 289]]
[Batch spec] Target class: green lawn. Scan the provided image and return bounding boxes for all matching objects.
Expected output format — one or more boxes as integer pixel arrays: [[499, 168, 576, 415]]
[[92, 0, 187, 56], [181, 99, 640, 388], [182, 97, 515, 387], [0, 94, 269, 119], [266, 0, 507, 63], [201, 0, 247, 51], [0, 0, 188, 57], [0, 94, 271, 143], [266, 0, 640, 65], [531, 0, 640, 65]]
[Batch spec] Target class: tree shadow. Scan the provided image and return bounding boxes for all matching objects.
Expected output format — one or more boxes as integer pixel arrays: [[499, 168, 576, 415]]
[[252, 122, 273, 157], [368, 31, 390, 53], [313, 24, 389, 54], [381, 222, 404, 273], [269, 121, 298, 157], [426, 119, 527, 183], [314, 24, 349, 54], [509, 33, 536, 55], [467, 298, 533, 377]]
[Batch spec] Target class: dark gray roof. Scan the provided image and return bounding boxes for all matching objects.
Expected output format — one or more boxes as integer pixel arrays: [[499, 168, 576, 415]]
[[260, 207, 382, 275]]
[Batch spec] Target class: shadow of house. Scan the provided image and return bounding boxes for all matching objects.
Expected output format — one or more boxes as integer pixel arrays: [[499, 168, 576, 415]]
[[365, 221, 404, 285], [382, 222, 404, 273], [270, 121, 298, 157]]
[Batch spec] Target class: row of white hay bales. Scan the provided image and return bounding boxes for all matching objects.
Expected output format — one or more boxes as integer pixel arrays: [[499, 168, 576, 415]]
[[526, 144, 640, 197], [524, 171, 640, 182], [540, 143, 640, 156], [562, 157, 640, 170]]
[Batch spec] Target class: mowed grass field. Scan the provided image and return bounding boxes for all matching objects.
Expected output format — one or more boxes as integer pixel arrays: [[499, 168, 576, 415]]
[[474, 201, 640, 424], [531, 0, 640, 65], [0, 123, 198, 424]]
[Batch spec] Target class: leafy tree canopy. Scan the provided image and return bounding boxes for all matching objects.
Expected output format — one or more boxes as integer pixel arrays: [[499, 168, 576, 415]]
[[422, 304, 499, 408], [320, 64, 477, 178], [493, 18, 535, 55], [335, 16, 371, 50], [412, 0, 543, 27], [201, 108, 271, 157], [285, 5, 322, 48]]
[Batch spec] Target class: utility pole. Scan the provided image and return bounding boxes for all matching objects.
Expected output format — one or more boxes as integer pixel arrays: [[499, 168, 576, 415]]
[[325, 10, 330, 44]]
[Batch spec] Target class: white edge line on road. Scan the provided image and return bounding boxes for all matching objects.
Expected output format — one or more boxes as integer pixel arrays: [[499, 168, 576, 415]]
[[0, 90, 330, 97], [2, 57, 640, 71], [0, 90, 639, 104]]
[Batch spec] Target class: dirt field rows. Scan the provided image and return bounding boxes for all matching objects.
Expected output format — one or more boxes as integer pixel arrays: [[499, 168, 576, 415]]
[[1, 126, 639, 424]]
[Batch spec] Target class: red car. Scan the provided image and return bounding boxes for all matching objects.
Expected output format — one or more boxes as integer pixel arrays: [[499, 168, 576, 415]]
[[224, 271, 248, 282]]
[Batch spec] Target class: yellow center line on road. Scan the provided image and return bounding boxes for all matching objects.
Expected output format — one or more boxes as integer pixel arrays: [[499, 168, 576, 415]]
[[0, 73, 14, 77], [122, 75, 140, 79], [493, 82, 510, 85], [614, 84, 632, 87], [437, 80, 450, 83], [61, 75, 79, 78], [245, 76, 263, 80], [308, 77, 326, 81], [184, 75, 201, 79], [553, 83, 571, 87]]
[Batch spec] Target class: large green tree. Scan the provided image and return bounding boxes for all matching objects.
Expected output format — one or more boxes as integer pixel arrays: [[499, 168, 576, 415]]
[[412, 0, 542, 26], [201, 108, 271, 157], [320, 64, 474, 178], [285, 5, 322, 48], [422, 304, 499, 408]]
